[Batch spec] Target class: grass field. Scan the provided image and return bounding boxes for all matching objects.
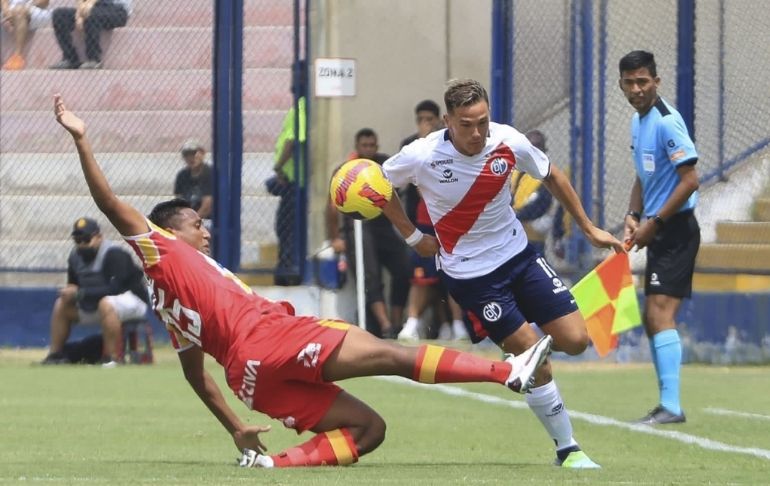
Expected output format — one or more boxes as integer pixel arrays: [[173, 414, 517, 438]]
[[1, 347, 769, 485]]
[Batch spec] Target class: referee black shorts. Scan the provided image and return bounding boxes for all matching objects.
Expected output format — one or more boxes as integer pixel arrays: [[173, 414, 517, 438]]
[[645, 210, 700, 298]]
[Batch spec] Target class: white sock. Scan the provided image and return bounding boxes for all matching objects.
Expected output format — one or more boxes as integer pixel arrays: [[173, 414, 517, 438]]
[[402, 317, 419, 333], [525, 380, 578, 451], [451, 319, 468, 339]]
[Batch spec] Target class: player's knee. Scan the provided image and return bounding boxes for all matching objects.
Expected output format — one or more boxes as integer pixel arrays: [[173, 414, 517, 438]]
[[96, 297, 116, 315], [357, 412, 387, 455], [558, 330, 589, 355]]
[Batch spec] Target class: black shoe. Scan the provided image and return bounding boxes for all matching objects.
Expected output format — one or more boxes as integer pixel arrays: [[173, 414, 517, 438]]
[[40, 352, 68, 365], [636, 405, 686, 425]]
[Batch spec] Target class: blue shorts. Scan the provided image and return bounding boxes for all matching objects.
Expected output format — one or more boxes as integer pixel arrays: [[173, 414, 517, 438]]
[[440, 245, 577, 344]]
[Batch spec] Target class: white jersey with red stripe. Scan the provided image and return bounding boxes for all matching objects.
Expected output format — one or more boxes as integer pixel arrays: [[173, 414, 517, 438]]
[[383, 122, 551, 279], [124, 220, 293, 366]]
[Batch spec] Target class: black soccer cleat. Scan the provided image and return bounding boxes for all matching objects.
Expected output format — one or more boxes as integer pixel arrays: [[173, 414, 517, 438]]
[[635, 405, 687, 425]]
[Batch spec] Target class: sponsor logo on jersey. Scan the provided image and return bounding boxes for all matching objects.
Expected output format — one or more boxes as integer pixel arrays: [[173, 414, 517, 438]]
[[297, 342, 322, 368], [430, 158, 454, 168], [490, 157, 509, 175], [439, 168, 458, 184], [238, 359, 261, 409], [482, 302, 503, 322]]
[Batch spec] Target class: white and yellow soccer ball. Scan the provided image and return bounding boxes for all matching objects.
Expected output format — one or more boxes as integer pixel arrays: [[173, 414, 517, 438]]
[[329, 158, 393, 220]]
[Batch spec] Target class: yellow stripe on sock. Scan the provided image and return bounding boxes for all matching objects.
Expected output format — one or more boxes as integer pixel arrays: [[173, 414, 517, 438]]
[[418, 345, 445, 384], [319, 319, 350, 331], [326, 430, 355, 465]]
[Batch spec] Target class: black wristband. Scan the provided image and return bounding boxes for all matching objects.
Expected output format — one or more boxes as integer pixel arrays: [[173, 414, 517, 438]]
[[625, 210, 641, 221], [653, 215, 665, 228]]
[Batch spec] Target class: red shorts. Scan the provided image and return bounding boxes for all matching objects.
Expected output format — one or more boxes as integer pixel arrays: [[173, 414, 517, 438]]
[[225, 314, 350, 433]]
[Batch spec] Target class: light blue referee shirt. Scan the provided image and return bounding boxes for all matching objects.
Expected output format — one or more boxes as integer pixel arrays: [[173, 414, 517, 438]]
[[631, 97, 698, 216]]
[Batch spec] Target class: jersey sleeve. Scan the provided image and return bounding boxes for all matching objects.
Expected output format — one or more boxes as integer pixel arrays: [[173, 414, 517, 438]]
[[124, 220, 178, 268], [505, 128, 551, 180], [660, 115, 698, 167], [382, 141, 422, 188]]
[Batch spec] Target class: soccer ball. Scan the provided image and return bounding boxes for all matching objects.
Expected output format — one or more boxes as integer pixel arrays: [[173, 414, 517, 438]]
[[329, 158, 393, 220]]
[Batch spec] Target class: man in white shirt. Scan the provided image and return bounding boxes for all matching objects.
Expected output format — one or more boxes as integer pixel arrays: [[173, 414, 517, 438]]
[[382, 79, 624, 469]]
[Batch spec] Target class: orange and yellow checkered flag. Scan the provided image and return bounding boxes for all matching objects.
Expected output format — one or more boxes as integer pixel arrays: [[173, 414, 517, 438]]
[[571, 251, 641, 357]]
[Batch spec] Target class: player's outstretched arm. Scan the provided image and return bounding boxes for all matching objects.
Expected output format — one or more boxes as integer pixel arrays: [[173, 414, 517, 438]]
[[53, 94, 148, 237], [543, 164, 625, 253], [177, 346, 271, 452]]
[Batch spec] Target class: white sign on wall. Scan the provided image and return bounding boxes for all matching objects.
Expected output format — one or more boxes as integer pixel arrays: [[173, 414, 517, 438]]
[[314, 58, 356, 97]]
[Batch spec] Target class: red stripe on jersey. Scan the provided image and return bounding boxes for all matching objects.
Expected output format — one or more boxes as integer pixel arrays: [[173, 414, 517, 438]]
[[434, 143, 515, 253]]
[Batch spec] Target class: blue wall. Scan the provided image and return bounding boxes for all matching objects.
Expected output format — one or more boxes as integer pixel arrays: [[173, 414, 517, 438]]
[[0, 288, 767, 347], [0, 288, 168, 347]]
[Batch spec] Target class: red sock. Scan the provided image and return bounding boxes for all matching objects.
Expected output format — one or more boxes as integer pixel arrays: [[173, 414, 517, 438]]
[[412, 344, 511, 384], [271, 428, 359, 467]]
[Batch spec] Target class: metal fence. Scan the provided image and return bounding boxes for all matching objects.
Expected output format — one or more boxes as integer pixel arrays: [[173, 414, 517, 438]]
[[493, 0, 770, 275], [0, 0, 300, 279]]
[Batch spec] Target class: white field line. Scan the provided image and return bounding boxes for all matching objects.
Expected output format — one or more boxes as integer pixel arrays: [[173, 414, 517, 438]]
[[704, 407, 770, 422], [377, 376, 770, 461]]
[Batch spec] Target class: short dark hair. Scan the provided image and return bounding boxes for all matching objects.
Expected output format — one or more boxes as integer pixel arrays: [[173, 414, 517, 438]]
[[444, 79, 489, 114], [148, 198, 193, 229], [619, 50, 657, 78], [355, 128, 377, 143], [415, 99, 440, 117]]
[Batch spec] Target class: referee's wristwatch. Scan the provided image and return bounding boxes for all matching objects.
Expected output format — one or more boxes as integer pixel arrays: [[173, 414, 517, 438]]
[[652, 214, 665, 229]]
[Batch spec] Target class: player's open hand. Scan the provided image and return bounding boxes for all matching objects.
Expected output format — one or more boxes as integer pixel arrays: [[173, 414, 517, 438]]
[[233, 425, 271, 454], [413, 233, 440, 257], [54, 94, 86, 139], [585, 226, 626, 254]]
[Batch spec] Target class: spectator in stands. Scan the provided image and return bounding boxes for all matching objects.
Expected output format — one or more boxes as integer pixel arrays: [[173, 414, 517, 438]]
[[268, 61, 306, 286], [174, 139, 213, 221], [49, 0, 131, 69], [326, 128, 411, 339], [41, 217, 149, 366], [1, 0, 51, 70], [397, 100, 468, 342], [510, 129, 554, 256]]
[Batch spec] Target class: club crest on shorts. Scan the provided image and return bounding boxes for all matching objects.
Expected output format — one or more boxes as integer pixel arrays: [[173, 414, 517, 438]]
[[297, 342, 322, 368], [482, 302, 503, 322]]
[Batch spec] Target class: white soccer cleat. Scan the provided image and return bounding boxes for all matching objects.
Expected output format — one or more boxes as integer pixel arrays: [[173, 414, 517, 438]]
[[238, 448, 274, 468], [504, 335, 553, 394]]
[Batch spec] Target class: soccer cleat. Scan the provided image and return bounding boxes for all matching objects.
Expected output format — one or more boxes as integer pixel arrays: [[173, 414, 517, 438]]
[[504, 335, 552, 394], [49, 59, 80, 69], [555, 449, 601, 469], [40, 352, 68, 365], [635, 405, 686, 425], [79, 60, 103, 70], [239, 448, 274, 468]]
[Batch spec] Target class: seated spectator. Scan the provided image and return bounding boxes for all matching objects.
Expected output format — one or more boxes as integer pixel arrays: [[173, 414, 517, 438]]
[[49, 0, 131, 69], [1, 0, 51, 70], [41, 217, 149, 366], [174, 139, 213, 221]]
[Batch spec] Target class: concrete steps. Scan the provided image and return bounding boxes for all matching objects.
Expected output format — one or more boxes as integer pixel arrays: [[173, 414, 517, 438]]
[[0, 109, 283, 153], [755, 199, 770, 221], [0, 69, 290, 111], [715, 221, 770, 244], [1, 26, 293, 70], [696, 243, 770, 272]]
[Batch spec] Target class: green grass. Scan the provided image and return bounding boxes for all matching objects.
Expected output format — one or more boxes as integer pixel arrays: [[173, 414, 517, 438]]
[[1, 348, 769, 485]]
